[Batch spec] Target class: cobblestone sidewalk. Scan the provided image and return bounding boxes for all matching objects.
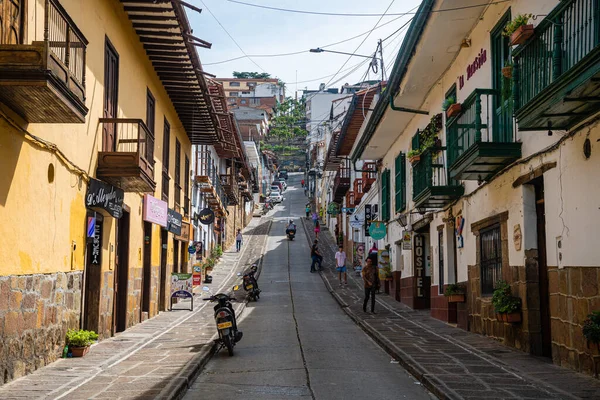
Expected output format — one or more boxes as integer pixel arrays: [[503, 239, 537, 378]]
[[302, 219, 600, 400], [0, 218, 272, 400]]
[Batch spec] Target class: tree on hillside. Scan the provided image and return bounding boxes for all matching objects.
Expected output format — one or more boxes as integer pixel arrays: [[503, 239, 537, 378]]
[[268, 98, 307, 140], [232, 71, 271, 79]]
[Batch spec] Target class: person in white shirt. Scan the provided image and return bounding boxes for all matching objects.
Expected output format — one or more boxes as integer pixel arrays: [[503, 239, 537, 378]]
[[236, 229, 243, 252], [335, 245, 347, 286]]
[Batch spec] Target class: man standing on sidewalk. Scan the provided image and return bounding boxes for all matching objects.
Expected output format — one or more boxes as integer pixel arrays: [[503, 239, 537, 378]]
[[362, 258, 378, 313], [335, 245, 348, 286], [310, 239, 323, 272]]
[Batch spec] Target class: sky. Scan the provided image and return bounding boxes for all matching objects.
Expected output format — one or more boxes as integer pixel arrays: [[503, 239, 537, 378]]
[[189, 0, 422, 97]]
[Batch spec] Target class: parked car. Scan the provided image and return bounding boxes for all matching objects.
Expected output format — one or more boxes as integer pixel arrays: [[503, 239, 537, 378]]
[[272, 181, 284, 192], [278, 170, 288, 180], [269, 190, 283, 203]]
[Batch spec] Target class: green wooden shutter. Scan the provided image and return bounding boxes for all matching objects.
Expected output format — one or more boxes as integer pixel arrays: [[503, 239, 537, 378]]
[[394, 152, 406, 213], [411, 130, 421, 151], [381, 169, 390, 221]]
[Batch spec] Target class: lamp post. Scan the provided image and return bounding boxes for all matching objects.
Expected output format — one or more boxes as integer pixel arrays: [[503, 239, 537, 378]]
[[309, 39, 385, 81]]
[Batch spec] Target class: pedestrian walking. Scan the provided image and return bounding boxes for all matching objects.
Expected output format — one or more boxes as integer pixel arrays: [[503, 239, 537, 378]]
[[305, 204, 311, 218], [362, 258, 378, 313], [236, 229, 243, 252], [310, 239, 323, 272], [312, 212, 318, 226], [301, 178, 305, 187], [335, 245, 347, 286], [314, 220, 320, 238]]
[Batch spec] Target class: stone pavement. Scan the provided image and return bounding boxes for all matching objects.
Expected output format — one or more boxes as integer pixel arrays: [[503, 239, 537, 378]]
[[302, 219, 600, 400], [0, 218, 271, 400]]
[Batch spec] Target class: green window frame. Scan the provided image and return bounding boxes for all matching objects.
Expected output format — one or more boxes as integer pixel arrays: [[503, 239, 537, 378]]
[[394, 152, 406, 213], [381, 168, 391, 221]]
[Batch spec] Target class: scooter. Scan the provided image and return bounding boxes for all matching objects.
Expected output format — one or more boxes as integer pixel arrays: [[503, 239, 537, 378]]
[[238, 264, 260, 301], [287, 230, 296, 240], [202, 286, 243, 356]]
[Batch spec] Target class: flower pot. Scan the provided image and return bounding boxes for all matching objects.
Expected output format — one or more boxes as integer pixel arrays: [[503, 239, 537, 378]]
[[408, 155, 421, 164], [69, 346, 90, 357], [510, 24, 534, 46], [502, 66, 513, 79], [447, 293, 465, 303], [496, 312, 521, 323], [446, 103, 462, 119]]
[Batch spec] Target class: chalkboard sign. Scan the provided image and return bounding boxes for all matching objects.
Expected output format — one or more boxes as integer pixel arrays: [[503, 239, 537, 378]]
[[167, 208, 182, 235], [85, 178, 124, 219]]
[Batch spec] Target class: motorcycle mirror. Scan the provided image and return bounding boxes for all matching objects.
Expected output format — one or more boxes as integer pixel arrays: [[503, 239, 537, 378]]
[[202, 286, 210, 292]]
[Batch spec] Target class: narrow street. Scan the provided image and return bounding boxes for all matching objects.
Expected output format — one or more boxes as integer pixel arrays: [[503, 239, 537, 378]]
[[184, 174, 433, 400]]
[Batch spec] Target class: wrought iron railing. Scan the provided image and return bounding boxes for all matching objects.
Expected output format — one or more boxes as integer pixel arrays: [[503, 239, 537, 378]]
[[412, 148, 450, 201], [447, 89, 513, 168], [45, 0, 87, 91], [513, 0, 600, 110], [99, 118, 155, 173]]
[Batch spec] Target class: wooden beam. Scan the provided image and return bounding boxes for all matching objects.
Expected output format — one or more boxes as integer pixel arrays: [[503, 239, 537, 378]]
[[133, 22, 180, 30], [512, 162, 557, 188], [123, 6, 173, 13], [140, 37, 185, 45]]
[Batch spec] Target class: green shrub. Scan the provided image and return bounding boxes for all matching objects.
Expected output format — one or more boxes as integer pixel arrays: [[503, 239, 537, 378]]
[[583, 311, 600, 345], [491, 280, 522, 314], [66, 329, 98, 347], [503, 14, 533, 37], [444, 283, 465, 296]]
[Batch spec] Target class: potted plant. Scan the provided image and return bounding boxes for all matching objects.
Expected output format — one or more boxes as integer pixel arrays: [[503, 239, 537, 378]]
[[443, 96, 461, 118], [65, 329, 98, 357], [503, 14, 534, 46], [583, 311, 600, 349], [502, 61, 513, 78], [444, 283, 466, 303], [407, 149, 421, 164], [492, 280, 522, 323]]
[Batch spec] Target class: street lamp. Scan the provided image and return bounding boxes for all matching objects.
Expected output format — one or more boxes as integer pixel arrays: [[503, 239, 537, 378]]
[[309, 41, 385, 81], [309, 48, 379, 60]]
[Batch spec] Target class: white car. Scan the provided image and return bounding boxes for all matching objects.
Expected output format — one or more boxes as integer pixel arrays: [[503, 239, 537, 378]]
[[269, 190, 283, 203]]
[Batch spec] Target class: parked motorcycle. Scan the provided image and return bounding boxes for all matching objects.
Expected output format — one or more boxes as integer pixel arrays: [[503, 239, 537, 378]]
[[202, 286, 243, 356], [238, 264, 261, 301]]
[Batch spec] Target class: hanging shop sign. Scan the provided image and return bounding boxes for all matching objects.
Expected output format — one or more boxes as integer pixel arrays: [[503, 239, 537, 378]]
[[458, 48, 487, 89], [143, 194, 168, 227], [167, 208, 182, 236], [170, 273, 193, 311], [414, 234, 425, 298], [327, 203, 339, 216], [342, 207, 355, 214], [175, 221, 190, 242], [90, 219, 102, 266], [455, 215, 465, 249], [350, 210, 365, 228], [402, 231, 412, 250], [365, 204, 373, 236], [369, 221, 387, 240], [85, 178, 124, 219], [198, 208, 215, 225]]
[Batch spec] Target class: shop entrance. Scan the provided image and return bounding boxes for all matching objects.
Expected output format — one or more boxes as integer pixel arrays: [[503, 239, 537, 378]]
[[413, 228, 431, 309], [142, 222, 152, 316], [114, 209, 130, 333], [159, 229, 168, 311]]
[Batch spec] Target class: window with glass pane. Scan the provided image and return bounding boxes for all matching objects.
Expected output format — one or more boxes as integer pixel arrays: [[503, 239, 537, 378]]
[[480, 224, 502, 295], [394, 152, 406, 213], [381, 169, 390, 221]]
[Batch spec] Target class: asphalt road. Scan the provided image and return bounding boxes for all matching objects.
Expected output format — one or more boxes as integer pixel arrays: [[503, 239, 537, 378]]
[[184, 173, 433, 400]]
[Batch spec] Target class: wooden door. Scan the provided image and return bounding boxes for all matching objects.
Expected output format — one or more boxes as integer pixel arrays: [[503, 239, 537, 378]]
[[533, 178, 552, 357], [1, 0, 24, 45], [142, 222, 152, 314], [159, 230, 168, 311], [103, 39, 119, 152], [114, 210, 129, 333], [83, 213, 103, 333]]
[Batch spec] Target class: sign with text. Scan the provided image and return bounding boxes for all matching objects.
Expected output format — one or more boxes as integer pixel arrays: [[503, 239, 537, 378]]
[[402, 231, 412, 250], [368, 221, 387, 240], [85, 178, 124, 219], [364, 205, 372, 237], [167, 209, 182, 236], [90, 219, 102, 266], [143, 194, 168, 227], [171, 273, 193, 299], [175, 221, 190, 242], [198, 208, 215, 225], [414, 234, 425, 298]]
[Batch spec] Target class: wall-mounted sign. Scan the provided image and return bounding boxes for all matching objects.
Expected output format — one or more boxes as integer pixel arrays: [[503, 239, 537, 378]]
[[175, 221, 190, 242], [514, 224, 522, 251], [167, 209, 183, 236], [455, 215, 465, 248], [365, 204, 372, 237], [402, 231, 412, 250], [87, 216, 96, 238], [458, 48, 487, 90], [198, 208, 215, 225], [90, 219, 102, 266], [414, 234, 425, 298], [85, 178, 124, 219], [143, 194, 168, 227], [369, 221, 387, 240]]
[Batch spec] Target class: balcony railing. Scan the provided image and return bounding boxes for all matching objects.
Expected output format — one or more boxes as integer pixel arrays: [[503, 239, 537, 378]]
[[0, 0, 88, 123], [97, 119, 155, 192], [220, 173, 239, 205], [362, 162, 377, 191], [354, 178, 364, 203], [513, 0, 600, 130], [412, 148, 463, 209], [447, 89, 521, 181], [333, 164, 351, 203]]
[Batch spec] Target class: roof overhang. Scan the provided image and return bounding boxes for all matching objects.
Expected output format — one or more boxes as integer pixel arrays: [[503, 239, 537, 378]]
[[353, 0, 494, 160]]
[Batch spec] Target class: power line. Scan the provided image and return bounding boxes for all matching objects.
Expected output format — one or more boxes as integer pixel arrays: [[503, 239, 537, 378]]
[[199, 0, 266, 72], [324, 0, 397, 89], [203, 12, 412, 66], [226, 0, 512, 17]]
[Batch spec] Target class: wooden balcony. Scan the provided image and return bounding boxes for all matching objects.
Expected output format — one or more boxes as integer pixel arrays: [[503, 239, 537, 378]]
[[413, 148, 463, 209], [447, 89, 521, 181], [353, 178, 364, 204], [195, 151, 226, 213], [514, 0, 600, 131], [362, 162, 377, 192], [346, 191, 355, 208], [220, 173, 239, 206], [333, 164, 351, 203], [97, 119, 155, 193], [0, 0, 87, 123]]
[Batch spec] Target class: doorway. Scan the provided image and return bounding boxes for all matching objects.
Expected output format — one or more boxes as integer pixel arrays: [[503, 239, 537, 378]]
[[114, 210, 130, 333], [142, 222, 152, 316], [159, 229, 168, 311], [83, 213, 103, 333], [173, 238, 180, 273], [532, 177, 551, 357]]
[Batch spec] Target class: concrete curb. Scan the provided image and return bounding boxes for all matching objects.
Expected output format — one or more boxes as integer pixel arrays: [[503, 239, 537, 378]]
[[165, 218, 273, 400], [300, 219, 450, 400]]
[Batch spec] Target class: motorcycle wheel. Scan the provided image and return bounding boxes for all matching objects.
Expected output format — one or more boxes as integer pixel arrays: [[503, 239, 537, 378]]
[[223, 334, 234, 356]]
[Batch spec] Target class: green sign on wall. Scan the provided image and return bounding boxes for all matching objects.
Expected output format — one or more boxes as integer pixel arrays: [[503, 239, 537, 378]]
[[368, 221, 387, 240]]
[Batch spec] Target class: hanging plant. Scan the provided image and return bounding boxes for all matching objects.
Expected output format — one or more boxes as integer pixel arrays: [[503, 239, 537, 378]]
[[503, 14, 534, 45]]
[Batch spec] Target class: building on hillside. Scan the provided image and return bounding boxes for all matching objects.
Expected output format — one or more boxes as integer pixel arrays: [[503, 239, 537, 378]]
[[352, 0, 600, 378], [0, 0, 221, 384], [232, 107, 269, 142], [215, 78, 285, 110]]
